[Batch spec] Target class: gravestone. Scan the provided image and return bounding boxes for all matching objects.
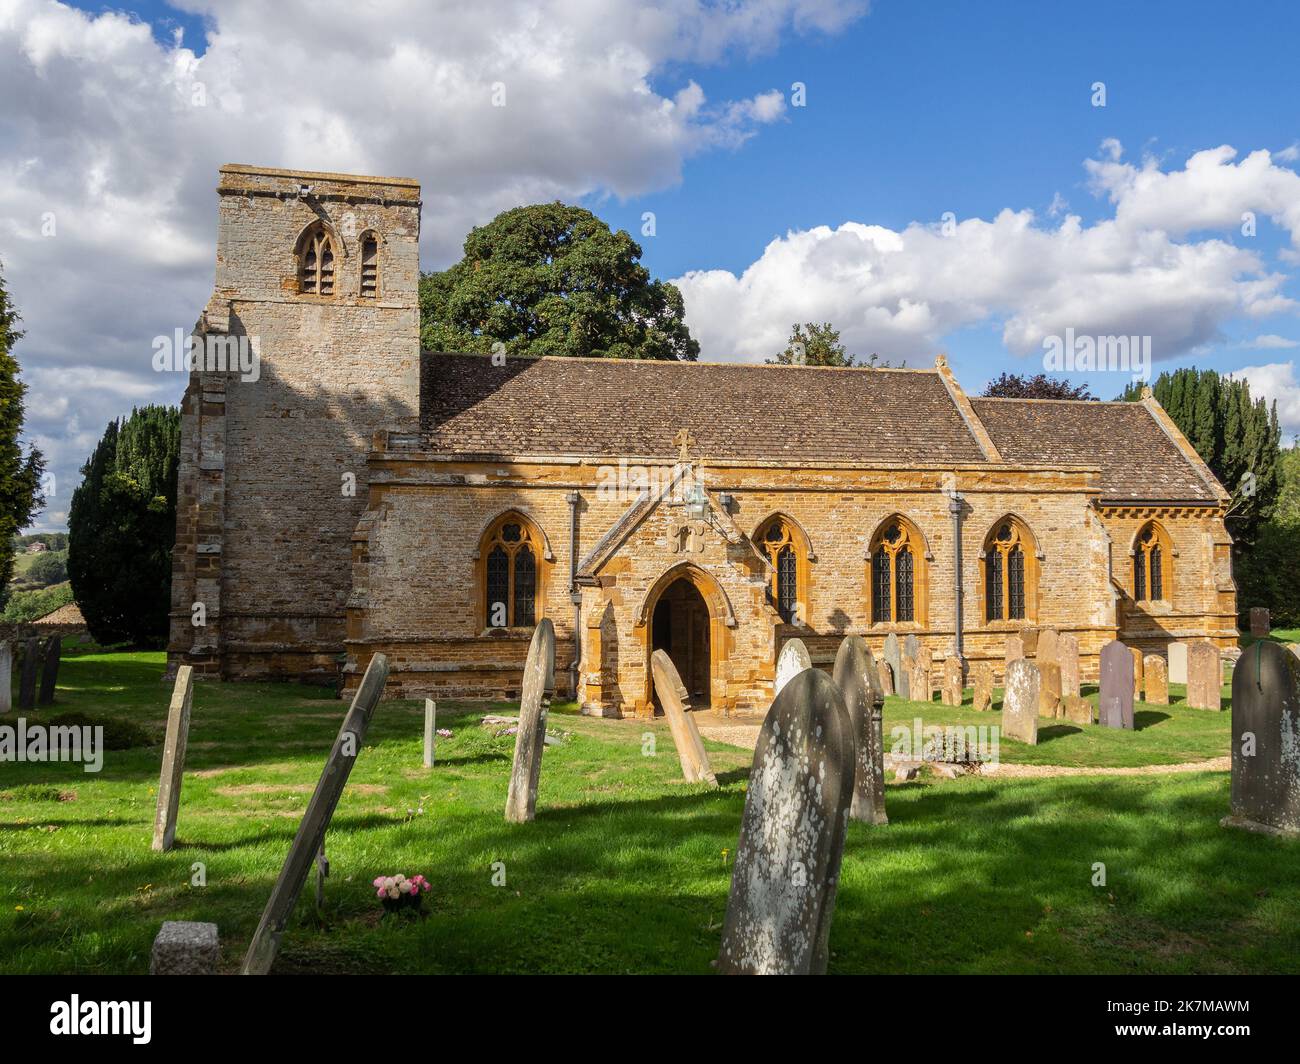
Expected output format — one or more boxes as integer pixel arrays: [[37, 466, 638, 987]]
[[1249, 607, 1270, 638], [903, 634, 920, 663], [1168, 641, 1188, 685], [941, 655, 964, 707], [1038, 661, 1062, 718], [1036, 628, 1060, 667], [1001, 659, 1040, 745], [910, 655, 931, 704], [1005, 634, 1024, 666], [832, 636, 887, 826], [1186, 641, 1222, 711], [0, 641, 10, 715], [18, 637, 39, 711], [37, 635, 61, 706], [1143, 654, 1168, 706], [1098, 640, 1134, 729], [242, 652, 390, 975], [422, 698, 436, 768], [775, 637, 813, 696], [878, 660, 894, 697], [718, 668, 854, 975], [651, 649, 719, 787], [152, 665, 195, 852], [1058, 633, 1080, 697], [505, 619, 557, 822], [1019, 627, 1040, 656], [151, 921, 219, 975], [897, 654, 914, 701], [1062, 694, 1093, 725], [882, 633, 902, 697], [1222, 641, 1300, 836], [972, 663, 993, 711], [1130, 647, 1144, 701]]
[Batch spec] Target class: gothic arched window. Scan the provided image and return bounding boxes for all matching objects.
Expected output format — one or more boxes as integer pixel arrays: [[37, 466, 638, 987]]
[[982, 518, 1037, 623], [754, 515, 808, 624], [480, 513, 546, 628], [359, 233, 379, 298], [297, 223, 336, 296], [870, 517, 926, 626], [1133, 522, 1171, 603]]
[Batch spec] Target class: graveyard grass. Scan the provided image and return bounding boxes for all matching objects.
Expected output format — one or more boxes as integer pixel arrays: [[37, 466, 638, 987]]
[[3, 646, 1299, 975]]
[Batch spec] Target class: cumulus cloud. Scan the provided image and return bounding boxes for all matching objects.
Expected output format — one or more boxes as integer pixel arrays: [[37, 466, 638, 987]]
[[675, 142, 1300, 363], [1230, 362, 1300, 438], [1244, 334, 1299, 349]]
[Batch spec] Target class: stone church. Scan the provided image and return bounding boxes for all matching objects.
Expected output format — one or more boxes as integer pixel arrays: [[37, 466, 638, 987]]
[[167, 165, 1239, 714]]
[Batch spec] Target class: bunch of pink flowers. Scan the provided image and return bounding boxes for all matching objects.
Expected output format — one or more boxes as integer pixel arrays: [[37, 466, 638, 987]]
[[373, 873, 431, 900]]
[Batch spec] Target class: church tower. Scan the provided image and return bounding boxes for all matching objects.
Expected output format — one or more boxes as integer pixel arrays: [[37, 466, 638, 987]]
[[168, 164, 421, 681]]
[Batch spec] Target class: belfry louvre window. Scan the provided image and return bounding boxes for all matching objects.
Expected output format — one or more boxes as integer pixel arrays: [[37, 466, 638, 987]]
[[870, 518, 922, 625], [298, 225, 336, 295], [755, 517, 804, 624], [1133, 522, 1170, 603], [983, 519, 1033, 623], [360, 235, 379, 298], [481, 515, 544, 628]]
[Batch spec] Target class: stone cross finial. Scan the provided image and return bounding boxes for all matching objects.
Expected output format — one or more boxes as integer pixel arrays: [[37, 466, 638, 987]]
[[673, 428, 696, 463]]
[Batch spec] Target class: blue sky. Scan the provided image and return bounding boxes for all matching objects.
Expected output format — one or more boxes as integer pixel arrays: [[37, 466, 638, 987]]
[[5, 0, 1300, 530]]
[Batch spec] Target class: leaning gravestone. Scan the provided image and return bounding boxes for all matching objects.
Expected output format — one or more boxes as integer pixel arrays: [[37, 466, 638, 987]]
[[242, 653, 389, 975], [1249, 607, 1270, 638], [0, 641, 11, 715], [1001, 659, 1040, 745], [152, 665, 195, 852], [1005, 634, 1024, 667], [651, 649, 718, 787], [832, 636, 886, 826], [1098, 640, 1134, 730], [1168, 641, 1189, 685], [878, 660, 894, 697], [718, 668, 854, 975], [37, 635, 61, 706], [775, 637, 812, 696], [1036, 628, 1060, 668], [1130, 647, 1144, 701], [1058, 633, 1081, 698], [1186, 641, 1221, 711], [1038, 661, 1062, 718], [1222, 641, 1300, 836], [972, 663, 993, 711], [505, 620, 557, 823], [1143, 654, 1169, 706], [18, 637, 39, 712]]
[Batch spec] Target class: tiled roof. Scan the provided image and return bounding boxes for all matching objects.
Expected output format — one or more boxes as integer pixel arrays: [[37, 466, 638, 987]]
[[969, 398, 1220, 503], [32, 602, 85, 628], [420, 353, 988, 464]]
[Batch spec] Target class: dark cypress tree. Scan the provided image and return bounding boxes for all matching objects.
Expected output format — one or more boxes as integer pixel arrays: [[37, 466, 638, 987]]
[[0, 265, 45, 609]]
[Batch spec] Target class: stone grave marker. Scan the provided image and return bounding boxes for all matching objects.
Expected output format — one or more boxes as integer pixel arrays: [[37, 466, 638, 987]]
[[832, 636, 886, 826], [152, 664, 195, 852], [1005, 633, 1024, 666], [972, 663, 993, 711], [18, 637, 39, 712], [1222, 641, 1300, 836], [241, 653, 390, 975], [651, 649, 719, 787], [903, 633, 920, 666], [1186, 641, 1222, 711], [882, 633, 902, 695], [897, 653, 914, 701], [1059, 633, 1080, 698], [910, 653, 931, 703], [1038, 661, 1062, 718], [0, 641, 11, 715], [1143, 654, 1168, 706], [1098, 640, 1134, 729], [878, 660, 894, 697], [37, 635, 61, 706], [151, 921, 220, 975], [505, 619, 557, 823], [1019, 627, 1040, 657], [1062, 694, 1093, 725], [1130, 646, 1144, 701], [941, 655, 964, 707], [718, 668, 854, 975], [1001, 659, 1040, 745], [1249, 607, 1270, 638], [1168, 641, 1188, 685], [1036, 627, 1060, 667], [775, 637, 812, 696], [423, 698, 436, 768]]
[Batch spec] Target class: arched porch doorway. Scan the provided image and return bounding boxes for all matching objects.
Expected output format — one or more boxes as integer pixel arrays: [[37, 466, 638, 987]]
[[651, 577, 712, 711]]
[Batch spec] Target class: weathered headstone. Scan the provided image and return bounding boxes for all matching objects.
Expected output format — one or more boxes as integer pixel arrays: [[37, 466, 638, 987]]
[[1062, 694, 1093, 725], [1222, 641, 1300, 836], [152, 665, 195, 852], [898, 653, 914, 701], [0, 641, 11, 715], [1005, 634, 1024, 666], [1038, 661, 1062, 718], [505, 620, 557, 822], [833, 636, 886, 826], [37, 635, 61, 706], [940, 655, 963, 706], [651, 649, 719, 787], [1130, 646, 1144, 701], [882, 633, 902, 696], [972, 663, 993, 711], [17, 637, 39, 711], [718, 668, 854, 975], [1058, 633, 1080, 698], [151, 920, 220, 975], [903, 633, 920, 663], [1098, 640, 1134, 729], [1168, 641, 1188, 685], [1001, 659, 1040, 745], [1143, 654, 1168, 706], [1186, 641, 1222, 711], [1249, 607, 1271, 638], [1019, 627, 1040, 657], [1036, 627, 1060, 667], [910, 654, 931, 704], [422, 698, 436, 768], [775, 637, 812, 696], [878, 660, 894, 697], [241, 653, 390, 975]]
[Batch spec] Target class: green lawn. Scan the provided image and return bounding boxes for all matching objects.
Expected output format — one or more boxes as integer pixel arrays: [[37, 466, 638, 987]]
[[2, 647, 1298, 975]]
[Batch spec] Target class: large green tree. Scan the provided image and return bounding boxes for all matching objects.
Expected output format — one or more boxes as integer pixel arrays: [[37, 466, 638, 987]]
[[419, 203, 698, 361], [67, 405, 180, 646], [0, 265, 45, 609], [767, 322, 855, 366]]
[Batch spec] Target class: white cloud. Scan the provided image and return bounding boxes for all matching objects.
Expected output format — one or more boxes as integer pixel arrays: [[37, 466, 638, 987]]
[[1244, 334, 1299, 349], [1230, 362, 1300, 438], [675, 143, 1300, 363]]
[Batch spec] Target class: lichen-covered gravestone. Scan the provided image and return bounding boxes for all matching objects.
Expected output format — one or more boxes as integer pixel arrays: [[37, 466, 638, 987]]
[[1186, 642, 1221, 711], [1058, 633, 1080, 698], [37, 636, 61, 706], [651, 649, 718, 787], [1005, 634, 1024, 667], [878, 660, 894, 697], [1038, 661, 1061, 718], [1222, 641, 1300, 836], [910, 656, 931, 704], [1098, 640, 1134, 729], [1143, 654, 1168, 706], [1130, 646, 1144, 701], [152, 665, 194, 852], [972, 663, 993, 711], [775, 637, 812, 696], [832, 636, 886, 826], [0, 641, 11, 715], [897, 654, 914, 701], [1036, 628, 1059, 668], [882, 633, 902, 698], [505, 619, 557, 823], [1063, 694, 1093, 725], [1019, 627, 1040, 657], [18, 637, 39, 712], [941, 655, 964, 707], [718, 668, 854, 975], [903, 633, 920, 665], [1001, 659, 1040, 745], [1168, 641, 1188, 685]]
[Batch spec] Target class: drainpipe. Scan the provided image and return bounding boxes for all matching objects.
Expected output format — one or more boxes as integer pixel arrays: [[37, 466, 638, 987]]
[[566, 491, 581, 700], [950, 491, 964, 661]]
